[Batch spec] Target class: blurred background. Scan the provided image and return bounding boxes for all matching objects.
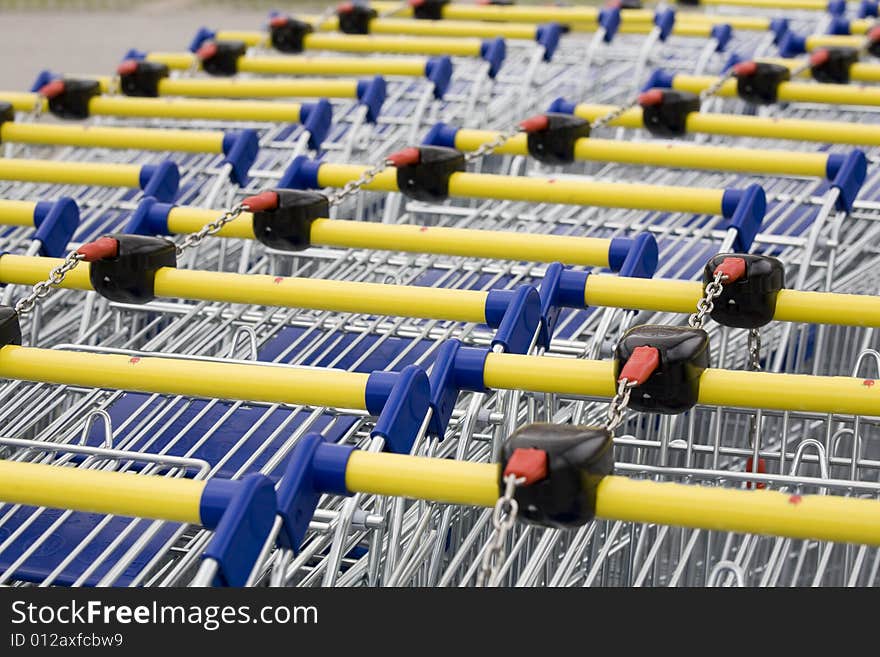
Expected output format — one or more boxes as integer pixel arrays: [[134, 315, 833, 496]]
[[0, 1, 327, 89]]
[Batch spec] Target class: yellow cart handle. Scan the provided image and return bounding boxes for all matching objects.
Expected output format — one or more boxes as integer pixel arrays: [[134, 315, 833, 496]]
[[482, 353, 880, 417], [145, 50, 430, 77], [313, 162, 731, 215], [0, 158, 178, 201], [0, 199, 41, 228], [0, 344, 371, 411], [159, 204, 619, 267], [670, 72, 880, 107], [364, 1, 771, 31], [759, 56, 880, 85], [342, 450, 880, 547], [0, 121, 226, 154], [0, 458, 206, 525], [569, 102, 880, 146], [582, 276, 880, 328], [0, 341, 876, 417], [448, 128, 833, 178], [4, 252, 876, 328], [90, 72, 363, 101], [0, 89, 309, 123]]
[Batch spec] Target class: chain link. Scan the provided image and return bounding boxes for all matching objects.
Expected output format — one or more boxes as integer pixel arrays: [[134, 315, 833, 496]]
[[688, 271, 726, 328], [326, 161, 390, 206], [476, 473, 523, 587], [605, 378, 634, 432], [175, 205, 244, 255], [464, 125, 522, 162], [699, 68, 737, 101], [14, 250, 85, 316], [747, 328, 762, 371], [590, 97, 641, 130]]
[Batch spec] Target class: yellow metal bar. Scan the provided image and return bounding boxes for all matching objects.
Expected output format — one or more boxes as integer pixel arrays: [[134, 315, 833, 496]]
[[9, 252, 876, 327], [346, 451, 500, 507], [344, 450, 880, 547], [0, 459, 204, 525], [848, 19, 872, 35], [672, 74, 880, 107], [759, 57, 880, 84], [367, 1, 768, 30], [165, 204, 612, 266], [0, 91, 45, 113], [88, 96, 302, 123], [304, 32, 482, 56], [583, 276, 880, 327], [0, 121, 224, 154], [483, 353, 880, 416], [154, 269, 488, 324], [214, 29, 269, 47], [144, 51, 197, 71], [453, 129, 830, 177], [698, 0, 827, 8], [572, 103, 880, 146], [0, 255, 489, 325], [595, 476, 880, 547], [159, 77, 358, 100], [310, 219, 612, 267], [237, 55, 425, 77], [167, 206, 257, 239], [448, 172, 724, 214], [773, 289, 880, 326], [316, 164, 725, 215], [0, 345, 370, 410], [804, 34, 866, 51], [0, 200, 37, 228], [0, 158, 141, 188], [317, 164, 400, 191], [367, 17, 537, 39], [585, 276, 703, 315], [0, 255, 93, 289]]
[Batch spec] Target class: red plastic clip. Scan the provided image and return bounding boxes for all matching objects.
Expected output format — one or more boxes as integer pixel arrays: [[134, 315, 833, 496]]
[[38, 79, 66, 100], [116, 59, 139, 76], [713, 256, 746, 284], [809, 48, 830, 67], [638, 89, 664, 107], [733, 61, 758, 77], [337, 2, 355, 12], [196, 42, 219, 61], [241, 191, 280, 213], [269, 15, 290, 28], [503, 448, 548, 486], [519, 114, 550, 133], [386, 147, 421, 167], [409, 0, 427, 7], [869, 25, 880, 42], [76, 237, 119, 262], [746, 456, 766, 490], [618, 345, 660, 386]]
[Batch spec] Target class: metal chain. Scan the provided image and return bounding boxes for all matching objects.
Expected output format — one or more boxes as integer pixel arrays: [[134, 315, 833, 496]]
[[688, 271, 726, 328], [476, 473, 523, 587], [464, 125, 523, 162], [326, 161, 390, 206], [748, 328, 762, 371], [699, 68, 737, 101], [175, 204, 244, 255], [14, 250, 85, 316], [590, 97, 641, 130], [605, 378, 634, 432], [28, 95, 44, 121]]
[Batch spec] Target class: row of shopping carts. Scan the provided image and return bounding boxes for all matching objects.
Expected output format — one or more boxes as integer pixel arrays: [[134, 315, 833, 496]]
[[0, 0, 879, 588]]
